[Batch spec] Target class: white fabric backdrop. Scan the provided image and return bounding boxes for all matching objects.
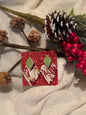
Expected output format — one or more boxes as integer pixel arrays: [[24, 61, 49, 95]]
[[0, 0, 86, 115]]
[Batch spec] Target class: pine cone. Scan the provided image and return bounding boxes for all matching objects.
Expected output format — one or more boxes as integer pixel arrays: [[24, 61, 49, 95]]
[[45, 11, 76, 43]]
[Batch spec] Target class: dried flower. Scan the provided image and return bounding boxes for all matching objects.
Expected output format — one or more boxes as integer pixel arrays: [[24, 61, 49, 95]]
[[10, 17, 25, 30], [27, 30, 41, 43], [0, 30, 8, 42], [0, 72, 11, 85]]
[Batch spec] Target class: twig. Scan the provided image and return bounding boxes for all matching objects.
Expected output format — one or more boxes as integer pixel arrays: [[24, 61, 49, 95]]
[[0, 42, 47, 51], [0, 42, 65, 57], [21, 29, 32, 44], [8, 59, 21, 73]]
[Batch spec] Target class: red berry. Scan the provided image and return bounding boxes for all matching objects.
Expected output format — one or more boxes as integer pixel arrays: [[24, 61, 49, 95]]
[[78, 57, 83, 61], [83, 51, 86, 55], [65, 51, 70, 56], [63, 48, 67, 52], [70, 32, 76, 38], [73, 36, 79, 42], [73, 43, 79, 49], [71, 48, 77, 55], [82, 69, 86, 75], [80, 60, 86, 66], [78, 49, 83, 57], [74, 56, 78, 61], [66, 43, 72, 50], [83, 55, 86, 59], [68, 56, 73, 61], [67, 37, 72, 42], [81, 60, 86, 68], [62, 41, 66, 46], [79, 43, 83, 49], [76, 63, 80, 69], [79, 63, 84, 70]]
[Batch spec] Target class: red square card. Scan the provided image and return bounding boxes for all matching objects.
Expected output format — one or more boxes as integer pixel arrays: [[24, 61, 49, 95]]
[[22, 51, 58, 86]]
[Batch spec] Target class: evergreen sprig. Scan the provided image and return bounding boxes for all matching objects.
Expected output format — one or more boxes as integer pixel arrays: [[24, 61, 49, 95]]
[[74, 14, 86, 42]]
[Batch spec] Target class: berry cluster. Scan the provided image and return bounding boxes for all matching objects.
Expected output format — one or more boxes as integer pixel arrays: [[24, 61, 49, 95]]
[[62, 32, 86, 77]]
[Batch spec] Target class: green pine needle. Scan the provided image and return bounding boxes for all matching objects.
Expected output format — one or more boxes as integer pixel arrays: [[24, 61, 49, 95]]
[[74, 14, 86, 40], [69, 8, 74, 16]]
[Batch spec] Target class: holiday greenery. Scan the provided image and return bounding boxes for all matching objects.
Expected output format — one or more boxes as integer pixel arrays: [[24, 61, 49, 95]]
[[0, 5, 85, 42], [0, 4, 86, 84]]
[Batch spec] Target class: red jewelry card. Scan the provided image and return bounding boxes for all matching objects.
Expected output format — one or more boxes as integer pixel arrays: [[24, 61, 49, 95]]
[[22, 51, 58, 86]]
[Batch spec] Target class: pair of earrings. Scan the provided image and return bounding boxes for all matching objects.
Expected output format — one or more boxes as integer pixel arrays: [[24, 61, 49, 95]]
[[22, 54, 57, 86]]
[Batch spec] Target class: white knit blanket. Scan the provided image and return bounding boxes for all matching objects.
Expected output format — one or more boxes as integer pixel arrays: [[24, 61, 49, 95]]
[[0, 0, 86, 115]]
